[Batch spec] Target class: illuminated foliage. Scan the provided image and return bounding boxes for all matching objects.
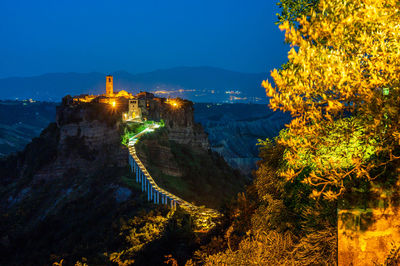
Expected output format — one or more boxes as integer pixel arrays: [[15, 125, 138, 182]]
[[195, 138, 337, 265], [280, 117, 377, 175], [263, 0, 400, 200], [107, 210, 172, 265], [121, 120, 165, 146], [277, 0, 319, 27]]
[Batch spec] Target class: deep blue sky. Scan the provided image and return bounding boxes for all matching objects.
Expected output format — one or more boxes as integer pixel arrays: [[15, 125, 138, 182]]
[[0, 0, 289, 78]]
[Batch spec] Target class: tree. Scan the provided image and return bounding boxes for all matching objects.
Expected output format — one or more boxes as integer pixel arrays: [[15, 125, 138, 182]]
[[277, 0, 319, 27], [263, 0, 400, 200]]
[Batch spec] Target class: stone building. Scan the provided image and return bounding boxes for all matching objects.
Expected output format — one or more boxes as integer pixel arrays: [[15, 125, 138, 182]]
[[127, 99, 141, 121], [106, 75, 113, 96]]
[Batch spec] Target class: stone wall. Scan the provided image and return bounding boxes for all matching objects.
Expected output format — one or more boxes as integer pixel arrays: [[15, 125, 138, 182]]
[[338, 207, 400, 265]]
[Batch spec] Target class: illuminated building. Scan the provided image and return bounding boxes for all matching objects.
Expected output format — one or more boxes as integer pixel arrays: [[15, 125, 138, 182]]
[[127, 99, 142, 121], [106, 75, 113, 96]]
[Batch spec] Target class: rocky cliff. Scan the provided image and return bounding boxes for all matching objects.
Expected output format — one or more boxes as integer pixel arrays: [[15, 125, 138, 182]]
[[135, 128, 246, 209], [0, 98, 243, 265], [147, 98, 210, 150]]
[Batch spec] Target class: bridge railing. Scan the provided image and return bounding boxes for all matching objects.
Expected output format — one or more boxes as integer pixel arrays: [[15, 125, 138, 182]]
[[127, 134, 221, 231], [128, 144, 195, 210]]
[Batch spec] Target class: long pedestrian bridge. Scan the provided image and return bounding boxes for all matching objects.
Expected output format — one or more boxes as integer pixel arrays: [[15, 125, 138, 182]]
[[127, 125, 221, 231]]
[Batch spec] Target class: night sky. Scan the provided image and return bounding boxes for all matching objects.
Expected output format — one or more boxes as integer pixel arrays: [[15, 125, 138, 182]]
[[0, 0, 289, 78]]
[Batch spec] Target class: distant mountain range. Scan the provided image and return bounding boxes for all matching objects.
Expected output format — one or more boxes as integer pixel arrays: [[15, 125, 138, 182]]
[[0, 67, 270, 102]]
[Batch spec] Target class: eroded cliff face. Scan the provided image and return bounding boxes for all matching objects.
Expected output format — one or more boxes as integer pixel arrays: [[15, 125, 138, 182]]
[[0, 98, 244, 265], [0, 102, 137, 265], [159, 100, 210, 150], [135, 129, 246, 209], [30, 104, 128, 182], [3, 98, 209, 187], [194, 103, 291, 176]]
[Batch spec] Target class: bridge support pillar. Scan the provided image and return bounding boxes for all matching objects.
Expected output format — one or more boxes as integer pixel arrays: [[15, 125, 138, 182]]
[[136, 164, 139, 183], [141, 172, 144, 191], [137, 164, 140, 183], [149, 186, 154, 200], [132, 160, 135, 179], [134, 163, 137, 182]]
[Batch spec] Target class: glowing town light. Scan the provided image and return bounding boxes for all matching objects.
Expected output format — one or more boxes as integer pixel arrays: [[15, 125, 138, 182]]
[[111, 101, 116, 108], [166, 98, 181, 109]]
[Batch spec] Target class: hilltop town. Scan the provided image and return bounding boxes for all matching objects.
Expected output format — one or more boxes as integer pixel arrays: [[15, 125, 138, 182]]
[[65, 75, 185, 124]]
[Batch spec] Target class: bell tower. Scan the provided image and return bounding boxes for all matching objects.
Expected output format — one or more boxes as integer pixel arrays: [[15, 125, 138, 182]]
[[106, 75, 113, 96]]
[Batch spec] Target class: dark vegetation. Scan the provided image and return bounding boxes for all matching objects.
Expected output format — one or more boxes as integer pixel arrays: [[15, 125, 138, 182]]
[[188, 138, 337, 265], [135, 129, 247, 209], [0, 124, 207, 266], [190, 1, 400, 264], [0, 164, 204, 265], [0, 100, 248, 265]]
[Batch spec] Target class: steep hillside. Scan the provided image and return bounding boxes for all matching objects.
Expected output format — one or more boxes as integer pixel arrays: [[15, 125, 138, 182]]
[[0, 99, 246, 265], [135, 129, 246, 209]]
